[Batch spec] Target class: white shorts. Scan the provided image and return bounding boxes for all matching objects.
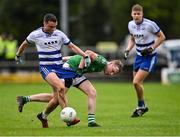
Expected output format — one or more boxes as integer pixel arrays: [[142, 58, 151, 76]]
[[73, 75, 87, 87]]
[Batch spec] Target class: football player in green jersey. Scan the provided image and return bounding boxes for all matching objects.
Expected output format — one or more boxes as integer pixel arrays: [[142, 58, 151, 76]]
[[17, 50, 123, 127], [63, 50, 122, 76]]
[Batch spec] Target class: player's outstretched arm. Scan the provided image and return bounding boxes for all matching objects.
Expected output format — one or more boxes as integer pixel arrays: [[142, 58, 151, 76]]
[[78, 50, 98, 69], [16, 40, 29, 56], [68, 42, 92, 67], [124, 36, 135, 60], [15, 40, 29, 64], [152, 30, 166, 49], [85, 50, 98, 61], [62, 56, 72, 62]]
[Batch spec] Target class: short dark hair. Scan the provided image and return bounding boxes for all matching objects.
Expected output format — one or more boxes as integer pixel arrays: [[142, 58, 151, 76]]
[[43, 13, 57, 23]]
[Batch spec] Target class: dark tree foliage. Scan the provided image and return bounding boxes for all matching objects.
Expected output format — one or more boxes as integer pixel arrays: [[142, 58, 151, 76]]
[[0, 0, 179, 46], [0, 0, 59, 42]]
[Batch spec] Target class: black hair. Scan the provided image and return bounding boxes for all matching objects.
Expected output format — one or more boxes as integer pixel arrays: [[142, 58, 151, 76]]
[[43, 13, 57, 23]]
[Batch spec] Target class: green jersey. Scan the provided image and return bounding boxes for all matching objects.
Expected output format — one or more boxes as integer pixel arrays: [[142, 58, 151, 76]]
[[67, 55, 107, 75]]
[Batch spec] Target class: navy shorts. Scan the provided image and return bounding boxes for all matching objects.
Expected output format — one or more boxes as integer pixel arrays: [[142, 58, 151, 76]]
[[39, 64, 78, 80], [133, 53, 157, 72]]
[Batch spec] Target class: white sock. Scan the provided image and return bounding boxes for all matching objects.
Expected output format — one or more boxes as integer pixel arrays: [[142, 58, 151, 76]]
[[42, 111, 48, 119]]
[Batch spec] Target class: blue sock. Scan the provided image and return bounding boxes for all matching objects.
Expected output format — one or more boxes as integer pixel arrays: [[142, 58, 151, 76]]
[[138, 100, 145, 107]]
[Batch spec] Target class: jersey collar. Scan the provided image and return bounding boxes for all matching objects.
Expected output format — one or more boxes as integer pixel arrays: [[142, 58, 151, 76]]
[[42, 27, 54, 36], [135, 18, 144, 25]]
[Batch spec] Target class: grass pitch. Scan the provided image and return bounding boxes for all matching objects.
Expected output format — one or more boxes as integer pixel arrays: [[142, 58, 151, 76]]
[[0, 82, 180, 136]]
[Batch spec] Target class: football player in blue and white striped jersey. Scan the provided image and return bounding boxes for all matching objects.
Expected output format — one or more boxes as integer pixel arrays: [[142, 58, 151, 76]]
[[15, 13, 90, 127], [124, 4, 166, 117]]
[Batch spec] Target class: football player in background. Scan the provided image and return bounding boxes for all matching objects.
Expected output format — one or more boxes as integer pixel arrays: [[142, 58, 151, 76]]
[[124, 4, 165, 117]]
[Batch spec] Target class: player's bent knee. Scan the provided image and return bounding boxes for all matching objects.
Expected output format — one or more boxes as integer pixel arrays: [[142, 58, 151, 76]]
[[133, 80, 141, 87], [52, 99, 59, 106], [89, 89, 97, 98], [133, 81, 137, 86], [54, 85, 65, 93], [50, 96, 59, 104]]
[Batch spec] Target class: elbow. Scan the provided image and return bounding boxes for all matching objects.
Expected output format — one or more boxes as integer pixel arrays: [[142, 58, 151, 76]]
[[85, 50, 92, 54], [85, 50, 93, 57], [158, 31, 166, 42], [161, 32, 166, 41], [68, 45, 73, 50], [85, 50, 95, 60], [163, 35, 166, 41], [159, 34, 166, 43]]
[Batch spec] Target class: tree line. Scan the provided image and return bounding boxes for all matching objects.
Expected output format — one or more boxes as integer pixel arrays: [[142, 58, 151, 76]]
[[0, 0, 179, 46]]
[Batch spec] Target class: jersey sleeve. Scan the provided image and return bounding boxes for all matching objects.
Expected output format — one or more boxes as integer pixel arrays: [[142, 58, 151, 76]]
[[150, 21, 160, 34], [128, 21, 133, 36], [60, 32, 71, 45], [26, 32, 36, 45], [95, 55, 107, 67]]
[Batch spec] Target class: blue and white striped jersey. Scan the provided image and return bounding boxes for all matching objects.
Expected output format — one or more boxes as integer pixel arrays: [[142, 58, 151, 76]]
[[26, 27, 70, 65], [128, 18, 160, 55]]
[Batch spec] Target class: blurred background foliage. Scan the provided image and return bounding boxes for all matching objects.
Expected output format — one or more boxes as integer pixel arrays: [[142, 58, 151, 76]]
[[0, 0, 180, 46]]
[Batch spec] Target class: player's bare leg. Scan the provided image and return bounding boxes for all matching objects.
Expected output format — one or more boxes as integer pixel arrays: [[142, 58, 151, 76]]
[[78, 80, 101, 127], [37, 72, 66, 128], [63, 88, 80, 127], [17, 90, 80, 127], [29, 93, 52, 102], [131, 70, 149, 117]]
